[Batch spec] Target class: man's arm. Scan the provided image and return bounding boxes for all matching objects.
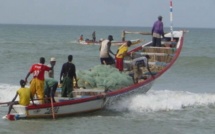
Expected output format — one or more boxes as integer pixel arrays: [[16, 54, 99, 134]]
[[8, 93, 18, 114], [11, 93, 18, 103], [160, 22, 165, 37], [107, 42, 115, 56], [146, 61, 154, 77], [59, 64, 64, 83], [73, 65, 78, 88], [151, 22, 155, 35], [25, 72, 31, 83], [49, 64, 54, 70]]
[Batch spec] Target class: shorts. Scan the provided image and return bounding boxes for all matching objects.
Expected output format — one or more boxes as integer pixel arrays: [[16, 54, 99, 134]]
[[100, 56, 115, 65], [30, 78, 44, 104], [116, 57, 123, 71]]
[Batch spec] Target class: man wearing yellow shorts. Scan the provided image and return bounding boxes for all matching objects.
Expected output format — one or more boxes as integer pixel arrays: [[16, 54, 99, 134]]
[[25, 57, 53, 104]]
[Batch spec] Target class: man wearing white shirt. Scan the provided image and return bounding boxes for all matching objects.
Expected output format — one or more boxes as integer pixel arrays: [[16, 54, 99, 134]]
[[132, 55, 153, 83], [44, 57, 58, 102]]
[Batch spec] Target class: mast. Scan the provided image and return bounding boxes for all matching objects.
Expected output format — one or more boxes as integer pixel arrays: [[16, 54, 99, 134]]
[[170, 0, 174, 41]]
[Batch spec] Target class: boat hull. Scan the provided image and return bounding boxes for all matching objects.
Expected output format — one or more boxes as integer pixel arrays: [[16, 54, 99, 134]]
[[78, 39, 143, 46]]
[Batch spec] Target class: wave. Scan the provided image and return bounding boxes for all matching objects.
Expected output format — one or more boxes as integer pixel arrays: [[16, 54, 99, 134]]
[[108, 90, 215, 113], [2, 84, 215, 114], [0, 84, 20, 102]]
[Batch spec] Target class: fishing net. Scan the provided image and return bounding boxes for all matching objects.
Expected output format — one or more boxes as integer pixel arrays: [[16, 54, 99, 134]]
[[77, 65, 133, 90]]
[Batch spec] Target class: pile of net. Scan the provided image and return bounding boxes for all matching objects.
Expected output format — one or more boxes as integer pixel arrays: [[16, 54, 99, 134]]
[[77, 65, 133, 91]]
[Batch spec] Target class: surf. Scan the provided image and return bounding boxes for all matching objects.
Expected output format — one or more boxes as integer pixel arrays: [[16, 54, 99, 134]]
[[109, 89, 215, 113]]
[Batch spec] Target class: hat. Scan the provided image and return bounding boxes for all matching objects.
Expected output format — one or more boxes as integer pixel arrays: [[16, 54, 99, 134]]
[[50, 57, 56, 61]]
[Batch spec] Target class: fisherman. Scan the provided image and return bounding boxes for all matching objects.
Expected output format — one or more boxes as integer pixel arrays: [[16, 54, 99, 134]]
[[92, 31, 96, 42], [115, 40, 132, 71], [131, 55, 153, 83], [151, 15, 165, 47], [44, 57, 58, 103], [60, 55, 78, 98], [25, 57, 53, 104], [99, 35, 115, 65], [79, 35, 84, 41], [121, 30, 126, 42], [8, 80, 35, 114]]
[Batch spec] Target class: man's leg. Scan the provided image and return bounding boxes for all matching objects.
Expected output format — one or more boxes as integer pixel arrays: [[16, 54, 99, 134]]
[[157, 38, 161, 47]]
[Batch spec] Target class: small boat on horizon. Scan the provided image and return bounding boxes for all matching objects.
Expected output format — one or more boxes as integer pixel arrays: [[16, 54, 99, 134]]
[[77, 38, 143, 46]]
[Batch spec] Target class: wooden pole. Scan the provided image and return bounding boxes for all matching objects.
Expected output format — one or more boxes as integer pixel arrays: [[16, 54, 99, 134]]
[[50, 89, 55, 120], [170, 0, 174, 41]]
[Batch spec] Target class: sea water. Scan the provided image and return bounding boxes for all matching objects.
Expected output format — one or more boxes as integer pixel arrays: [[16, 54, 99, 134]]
[[0, 24, 215, 134]]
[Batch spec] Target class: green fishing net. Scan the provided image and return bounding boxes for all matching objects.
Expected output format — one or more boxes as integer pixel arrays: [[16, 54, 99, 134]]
[[77, 65, 133, 90]]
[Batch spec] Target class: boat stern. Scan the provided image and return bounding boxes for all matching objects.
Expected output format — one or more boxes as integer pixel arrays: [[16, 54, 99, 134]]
[[2, 105, 27, 121]]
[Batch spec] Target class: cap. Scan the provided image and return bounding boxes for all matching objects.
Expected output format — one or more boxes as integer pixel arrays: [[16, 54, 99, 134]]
[[50, 57, 56, 62]]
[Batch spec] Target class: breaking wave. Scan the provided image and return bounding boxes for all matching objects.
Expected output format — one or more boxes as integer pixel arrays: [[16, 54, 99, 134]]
[[109, 90, 215, 113], [1, 83, 215, 113]]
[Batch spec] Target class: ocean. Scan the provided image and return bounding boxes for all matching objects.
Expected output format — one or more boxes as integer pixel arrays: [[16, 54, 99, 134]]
[[0, 24, 215, 134]]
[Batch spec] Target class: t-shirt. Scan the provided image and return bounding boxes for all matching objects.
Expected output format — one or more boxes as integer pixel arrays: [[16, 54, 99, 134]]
[[29, 63, 50, 80], [100, 39, 110, 58], [116, 44, 128, 58], [152, 20, 164, 35], [17, 87, 31, 106], [60, 62, 76, 79], [47, 64, 54, 78], [132, 57, 148, 67]]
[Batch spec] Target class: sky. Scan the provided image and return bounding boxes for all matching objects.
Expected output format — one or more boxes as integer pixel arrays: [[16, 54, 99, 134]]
[[0, 0, 214, 28]]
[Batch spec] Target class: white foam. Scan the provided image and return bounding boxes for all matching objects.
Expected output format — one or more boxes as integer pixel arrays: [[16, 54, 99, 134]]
[[109, 90, 215, 113], [0, 83, 19, 101]]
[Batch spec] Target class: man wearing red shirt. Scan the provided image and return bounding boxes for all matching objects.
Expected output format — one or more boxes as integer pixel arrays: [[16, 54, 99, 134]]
[[25, 57, 53, 104]]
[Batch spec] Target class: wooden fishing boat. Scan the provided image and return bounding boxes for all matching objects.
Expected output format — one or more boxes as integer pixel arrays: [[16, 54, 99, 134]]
[[78, 39, 143, 46], [2, 30, 184, 121]]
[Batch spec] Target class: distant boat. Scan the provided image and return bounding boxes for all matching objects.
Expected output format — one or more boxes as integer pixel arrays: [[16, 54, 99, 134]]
[[2, 30, 185, 121], [78, 39, 143, 46]]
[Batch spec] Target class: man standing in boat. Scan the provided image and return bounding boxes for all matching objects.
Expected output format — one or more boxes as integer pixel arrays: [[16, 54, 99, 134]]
[[151, 16, 165, 47], [60, 55, 78, 98], [44, 57, 58, 103], [25, 57, 53, 104], [99, 35, 115, 65], [121, 30, 126, 42], [92, 31, 96, 42], [79, 35, 84, 41], [115, 40, 132, 71]]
